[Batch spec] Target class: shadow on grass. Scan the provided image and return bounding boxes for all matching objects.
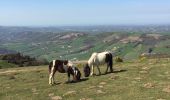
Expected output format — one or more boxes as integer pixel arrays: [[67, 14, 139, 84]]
[[51, 78, 89, 86], [96, 69, 127, 76], [65, 78, 89, 84], [113, 69, 127, 73], [53, 82, 62, 85]]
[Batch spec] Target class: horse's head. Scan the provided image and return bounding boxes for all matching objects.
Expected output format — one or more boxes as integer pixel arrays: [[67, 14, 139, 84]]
[[83, 63, 90, 77], [63, 60, 68, 65], [72, 67, 81, 81], [75, 68, 81, 80]]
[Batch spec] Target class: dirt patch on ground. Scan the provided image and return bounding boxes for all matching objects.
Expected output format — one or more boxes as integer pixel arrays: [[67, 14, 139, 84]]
[[143, 82, 155, 88], [63, 91, 77, 97], [80, 98, 93, 100], [0, 67, 45, 75], [96, 90, 106, 94], [162, 85, 170, 93], [51, 96, 62, 100], [99, 82, 107, 85]]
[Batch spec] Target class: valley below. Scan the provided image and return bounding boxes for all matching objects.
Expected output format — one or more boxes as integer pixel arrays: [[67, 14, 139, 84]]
[[1, 25, 170, 61]]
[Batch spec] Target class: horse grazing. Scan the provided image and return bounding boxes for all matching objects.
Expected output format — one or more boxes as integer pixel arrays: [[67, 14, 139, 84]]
[[84, 51, 113, 77], [49, 60, 81, 85]]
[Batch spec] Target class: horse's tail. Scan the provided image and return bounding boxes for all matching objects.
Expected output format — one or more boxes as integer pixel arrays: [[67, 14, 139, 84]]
[[49, 62, 52, 74], [109, 53, 113, 72]]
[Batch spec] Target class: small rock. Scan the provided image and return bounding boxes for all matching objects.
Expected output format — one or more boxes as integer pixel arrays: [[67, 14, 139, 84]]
[[131, 81, 137, 84], [99, 82, 106, 85], [139, 71, 148, 74], [141, 67, 150, 70], [98, 85, 103, 88], [134, 77, 142, 80], [48, 93, 54, 97], [149, 63, 153, 65], [162, 64, 166, 67], [97, 90, 105, 94], [80, 98, 86, 100], [6, 87, 10, 89], [87, 86, 96, 89], [162, 86, 170, 93], [63, 91, 76, 96], [32, 88, 37, 93], [158, 74, 164, 77], [80, 98, 93, 100], [110, 75, 119, 80], [51, 96, 62, 100], [164, 72, 169, 75], [157, 98, 166, 100], [87, 98, 93, 100], [143, 83, 155, 88], [33, 92, 39, 95]]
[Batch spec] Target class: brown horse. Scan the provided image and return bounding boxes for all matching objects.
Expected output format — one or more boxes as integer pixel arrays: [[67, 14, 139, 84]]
[[49, 60, 81, 85]]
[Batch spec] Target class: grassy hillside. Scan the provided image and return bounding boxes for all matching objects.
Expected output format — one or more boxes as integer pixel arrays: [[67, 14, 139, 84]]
[[1, 29, 170, 61], [0, 60, 18, 69], [1, 58, 170, 100]]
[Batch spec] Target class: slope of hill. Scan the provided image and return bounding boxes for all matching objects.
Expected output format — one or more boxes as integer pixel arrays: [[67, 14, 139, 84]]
[[0, 60, 18, 69], [0, 26, 170, 61], [0, 58, 170, 100]]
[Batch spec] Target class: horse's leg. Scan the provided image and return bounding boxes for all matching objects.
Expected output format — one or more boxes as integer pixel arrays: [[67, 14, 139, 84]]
[[90, 65, 94, 76], [49, 66, 56, 85], [49, 72, 52, 85], [96, 65, 101, 75], [109, 54, 113, 73], [105, 63, 109, 74], [67, 72, 71, 82], [49, 72, 53, 85], [52, 71, 57, 84], [110, 64, 113, 73]]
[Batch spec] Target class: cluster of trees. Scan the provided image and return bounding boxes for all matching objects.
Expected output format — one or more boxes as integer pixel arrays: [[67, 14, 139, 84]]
[[0, 53, 49, 67]]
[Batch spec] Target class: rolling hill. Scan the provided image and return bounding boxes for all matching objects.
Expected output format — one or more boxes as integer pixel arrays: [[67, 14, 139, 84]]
[[1, 26, 170, 99], [0, 26, 170, 62]]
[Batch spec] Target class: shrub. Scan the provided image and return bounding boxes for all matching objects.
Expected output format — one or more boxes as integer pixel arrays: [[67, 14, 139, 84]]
[[0, 52, 49, 67], [139, 56, 147, 62], [115, 56, 123, 62]]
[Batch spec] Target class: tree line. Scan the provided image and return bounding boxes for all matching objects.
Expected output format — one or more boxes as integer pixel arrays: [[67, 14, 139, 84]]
[[0, 53, 49, 67]]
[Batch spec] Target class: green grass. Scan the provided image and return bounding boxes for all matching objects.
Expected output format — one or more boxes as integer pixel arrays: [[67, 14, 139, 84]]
[[1, 58, 170, 100], [1, 32, 170, 61], [0, 60, 18, 69]]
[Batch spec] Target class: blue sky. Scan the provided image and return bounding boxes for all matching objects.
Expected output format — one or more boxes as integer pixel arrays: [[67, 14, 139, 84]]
[[0, 0, 170, 26]]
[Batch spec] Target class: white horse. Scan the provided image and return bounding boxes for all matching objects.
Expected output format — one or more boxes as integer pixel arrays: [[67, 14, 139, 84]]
[[83, 51, 113, 77]]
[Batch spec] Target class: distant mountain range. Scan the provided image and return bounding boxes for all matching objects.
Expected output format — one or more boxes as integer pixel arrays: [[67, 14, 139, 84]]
[[0, 25, 170, 61], [0, 48, 16, 55]]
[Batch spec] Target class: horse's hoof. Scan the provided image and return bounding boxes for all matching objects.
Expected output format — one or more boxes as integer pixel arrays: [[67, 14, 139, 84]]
[[49, 83, 53, 85], [90, 74, 94, 76], [97, 73, 101, 76], [66, 80, 71, 83]]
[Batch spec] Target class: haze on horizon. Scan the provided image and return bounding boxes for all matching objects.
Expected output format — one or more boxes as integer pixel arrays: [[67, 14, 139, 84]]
[[0, 0, 170, 26]]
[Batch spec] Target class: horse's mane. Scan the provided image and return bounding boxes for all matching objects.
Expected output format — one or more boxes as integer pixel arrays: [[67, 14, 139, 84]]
[[87, 52, 97, 65]]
